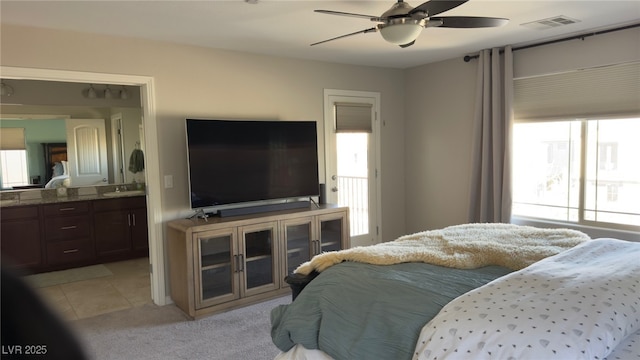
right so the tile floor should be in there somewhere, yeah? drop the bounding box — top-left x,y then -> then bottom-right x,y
32,257 -> 152,321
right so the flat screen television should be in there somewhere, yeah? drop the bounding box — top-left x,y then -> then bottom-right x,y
186,119 -> 320,211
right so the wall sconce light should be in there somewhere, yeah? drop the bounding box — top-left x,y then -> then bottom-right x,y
86,84 -> 97,99
1,82 -> 15,97
120,86 -> 129,100
84,84 -> 130,100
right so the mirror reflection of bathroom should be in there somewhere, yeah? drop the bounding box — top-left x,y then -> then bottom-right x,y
111,112 -> 146,189
0,79 -> 143,191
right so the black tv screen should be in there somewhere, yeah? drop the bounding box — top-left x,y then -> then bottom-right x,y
186,119 -> 320,209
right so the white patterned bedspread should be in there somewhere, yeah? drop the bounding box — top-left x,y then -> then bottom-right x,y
413,238 -> 640,360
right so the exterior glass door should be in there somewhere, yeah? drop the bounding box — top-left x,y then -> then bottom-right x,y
324,90 -> 381,247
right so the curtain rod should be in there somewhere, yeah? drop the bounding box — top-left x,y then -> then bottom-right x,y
463,22 -> 640,62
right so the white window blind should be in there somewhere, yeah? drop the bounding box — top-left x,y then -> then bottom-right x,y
0,127 -> 26,150
335,102 -> 373,133
514,62 -> 640,121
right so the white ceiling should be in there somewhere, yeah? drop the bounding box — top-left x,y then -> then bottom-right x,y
1,0 -> 639,69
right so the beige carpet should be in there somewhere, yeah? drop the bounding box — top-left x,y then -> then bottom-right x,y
71,296 -> 290,360
24,264 -> 113,288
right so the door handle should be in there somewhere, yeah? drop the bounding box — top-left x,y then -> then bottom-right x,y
331,187 -> 338,192
238,254 -> 244,272
313,240 -> 321,254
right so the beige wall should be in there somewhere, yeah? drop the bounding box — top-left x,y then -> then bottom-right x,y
403,26 -> 640,233
404,59 -> 477,231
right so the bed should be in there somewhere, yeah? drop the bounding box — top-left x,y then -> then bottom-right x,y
44,160 -> 70,189
271,223 -> 640,360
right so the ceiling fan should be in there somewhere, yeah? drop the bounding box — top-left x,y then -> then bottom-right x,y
311,0 -> 508,48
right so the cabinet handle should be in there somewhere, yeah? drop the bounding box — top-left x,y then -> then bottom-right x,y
61,225 -> 77,230
233,255 -> 239,273
238,254 -> 244,272
132,213 -> 136,227
128,214 -> 132,227
63,249 -> 79,254
59,207 -> 75,211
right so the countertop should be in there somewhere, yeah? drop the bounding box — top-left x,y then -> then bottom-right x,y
0,186 -> 146,208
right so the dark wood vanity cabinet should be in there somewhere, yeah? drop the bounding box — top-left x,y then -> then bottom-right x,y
0,195 -> 148,273
43,201 -> 95,267
0,205 -> 43,271
93,196 -> 148,262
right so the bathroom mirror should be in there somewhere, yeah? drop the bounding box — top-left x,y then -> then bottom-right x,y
0,79 -> 142,191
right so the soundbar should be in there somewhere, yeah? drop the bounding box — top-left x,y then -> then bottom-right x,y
217,201 -> 311,218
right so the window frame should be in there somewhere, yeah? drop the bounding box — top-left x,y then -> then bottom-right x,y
511,117 -> 640,234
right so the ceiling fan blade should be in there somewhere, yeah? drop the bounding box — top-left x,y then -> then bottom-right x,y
409,0 -> 469,17
430,16 -> 509,28
314,9 -> 377,20
310,27 -> 378,46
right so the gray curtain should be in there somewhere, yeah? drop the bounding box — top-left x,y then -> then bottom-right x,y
468,46 -> 513,223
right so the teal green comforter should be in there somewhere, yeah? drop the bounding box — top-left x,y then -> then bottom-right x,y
271,261 -> 512,360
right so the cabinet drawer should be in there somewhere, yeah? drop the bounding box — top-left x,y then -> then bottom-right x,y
93,197 -> 145,212
1,205 -> 39,220
43,202 -> 90,216
45,215 -> 91,241
46,239 -> 94,265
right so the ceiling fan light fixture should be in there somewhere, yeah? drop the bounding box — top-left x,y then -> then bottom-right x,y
379,22 -> 424,45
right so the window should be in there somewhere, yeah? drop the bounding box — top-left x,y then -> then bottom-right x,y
512,118 -> 640,231
0,150 -> 29,188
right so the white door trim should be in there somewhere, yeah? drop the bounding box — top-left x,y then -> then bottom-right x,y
0,66 -> 167,305
323,88 -> 382,245
110,113 -> 126,184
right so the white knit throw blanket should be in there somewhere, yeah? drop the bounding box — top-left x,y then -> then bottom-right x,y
294,223 -> 590,275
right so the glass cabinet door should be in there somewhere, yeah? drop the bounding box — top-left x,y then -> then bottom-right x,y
194,229 -> 238,309
282,217 -> 314,280
319,213 -> 347,253
240,221 -> 279,297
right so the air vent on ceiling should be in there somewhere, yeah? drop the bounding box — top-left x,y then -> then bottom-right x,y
521,16 -> 581,30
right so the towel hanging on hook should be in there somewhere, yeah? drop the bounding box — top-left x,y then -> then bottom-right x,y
129,147 -> 144,173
